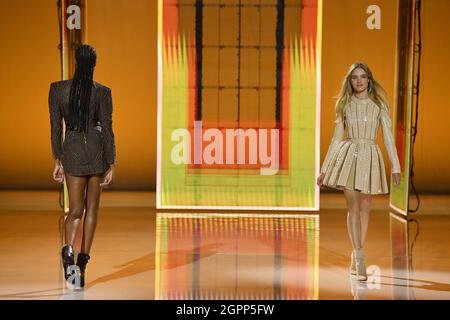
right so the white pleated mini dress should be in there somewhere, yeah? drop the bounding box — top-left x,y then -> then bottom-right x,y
320,95 -> 401,195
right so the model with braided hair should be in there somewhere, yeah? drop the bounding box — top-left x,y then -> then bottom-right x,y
48,44 -> 116,288
317,62 -> 401,281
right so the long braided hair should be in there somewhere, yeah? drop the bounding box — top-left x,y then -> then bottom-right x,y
68,44 -> 97,135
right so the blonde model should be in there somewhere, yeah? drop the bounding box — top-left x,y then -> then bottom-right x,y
317,62 -> 401,281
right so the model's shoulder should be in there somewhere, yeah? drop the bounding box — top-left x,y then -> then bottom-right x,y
50,79 -> 71,87
93,81 -> 111,92
51,79 -> 71,85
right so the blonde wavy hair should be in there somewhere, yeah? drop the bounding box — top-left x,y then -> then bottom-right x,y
335,62 -> 390,118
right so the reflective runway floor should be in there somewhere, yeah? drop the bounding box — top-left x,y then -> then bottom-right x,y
0,191 -> 449,300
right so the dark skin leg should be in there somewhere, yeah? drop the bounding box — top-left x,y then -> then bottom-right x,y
64,174 -> 87,247
81,173 -> 103,254
64,173 -> 103,255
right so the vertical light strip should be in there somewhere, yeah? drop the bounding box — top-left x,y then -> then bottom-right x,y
315,0 -> 323,212
390,0 -> 403,214
156,0 -> 163,208
390,0 -> 414,215
405,0 -> 414,214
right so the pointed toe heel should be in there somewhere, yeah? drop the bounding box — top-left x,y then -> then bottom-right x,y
354,248 -> 368,282
350,251 -> 357,275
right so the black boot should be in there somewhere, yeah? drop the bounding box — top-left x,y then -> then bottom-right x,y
76,253 -> 90,288
61,244 -> 75,281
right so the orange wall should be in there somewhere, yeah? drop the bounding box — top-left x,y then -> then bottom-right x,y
0,0 -> 60,189
0,0 -> 449,193
86,0 -> 157,190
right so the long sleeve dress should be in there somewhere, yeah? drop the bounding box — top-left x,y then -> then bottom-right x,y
48,79 -> 116,176
320,95 -> 401,195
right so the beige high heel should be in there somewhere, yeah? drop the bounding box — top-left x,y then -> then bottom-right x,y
353,248 -> 367,281
350,251 -> 356,275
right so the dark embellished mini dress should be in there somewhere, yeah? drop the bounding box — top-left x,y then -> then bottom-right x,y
48,79 -> 116,176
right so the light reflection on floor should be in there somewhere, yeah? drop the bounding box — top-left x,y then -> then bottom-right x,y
155,213 -> 319,300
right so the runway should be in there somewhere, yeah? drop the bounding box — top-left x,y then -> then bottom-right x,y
0,191 -> 449,300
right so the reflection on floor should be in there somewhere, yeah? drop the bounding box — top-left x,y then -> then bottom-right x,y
0,191 -> 449,300
156,213 -> 319,299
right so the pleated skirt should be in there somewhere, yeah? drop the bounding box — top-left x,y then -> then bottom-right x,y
322,140 -> 389,195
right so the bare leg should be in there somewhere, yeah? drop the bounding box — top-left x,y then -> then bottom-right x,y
344,189 -> 362,250
359,193 -> 372,246
64,174 -> 88,245
80,173 -> 103,255
344,190 -> 368,280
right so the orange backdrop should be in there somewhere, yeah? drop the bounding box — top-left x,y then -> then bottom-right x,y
0,0 -> 448,193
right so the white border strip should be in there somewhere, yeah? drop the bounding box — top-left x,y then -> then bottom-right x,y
156,0 -> 163,208
158,204 -> 318,211
315,0 -> 323,212
157,212 -> 319,219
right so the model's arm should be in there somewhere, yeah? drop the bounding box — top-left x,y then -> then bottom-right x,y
99,87 -> 116,167
320,113 -> 345,174
48,82 -> 63,161
380,108 -> 401,174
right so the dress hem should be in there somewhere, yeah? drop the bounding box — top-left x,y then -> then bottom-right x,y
324,183 -> 389,195
64,169 -> 108,177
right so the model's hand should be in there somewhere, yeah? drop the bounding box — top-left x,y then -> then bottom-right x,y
316,173 -> 325,188
53,162 -> 65,184
392,172 -> 401,186
100,165 -> 115,188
